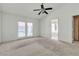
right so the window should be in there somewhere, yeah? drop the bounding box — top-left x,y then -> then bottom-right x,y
18,21 -> 25,37
27,22 -> 33,37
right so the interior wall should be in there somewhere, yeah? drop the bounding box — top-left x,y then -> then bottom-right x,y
1,4 -> 79,43
0,12 -> 2,42
40,4 -> 79,43
1,12 -> 39,42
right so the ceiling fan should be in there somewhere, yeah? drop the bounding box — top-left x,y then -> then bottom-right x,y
33,3 -> 52,15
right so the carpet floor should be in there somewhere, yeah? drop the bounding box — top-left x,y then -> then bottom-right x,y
0,37 -> 79,56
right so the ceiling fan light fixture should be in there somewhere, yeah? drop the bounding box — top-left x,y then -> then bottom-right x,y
33,3 -> 52,15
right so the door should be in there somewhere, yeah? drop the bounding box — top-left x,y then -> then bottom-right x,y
74,16 -> 79,41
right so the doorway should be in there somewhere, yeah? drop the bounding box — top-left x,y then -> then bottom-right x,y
73,16 -> 79,41
51,19 -> 58,40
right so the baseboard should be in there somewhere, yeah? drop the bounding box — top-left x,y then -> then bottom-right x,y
39,36 -> 73,44
59,40 -> 73,44
0,36 -> 41,44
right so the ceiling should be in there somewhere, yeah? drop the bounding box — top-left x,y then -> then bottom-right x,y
0,3 -> 65,19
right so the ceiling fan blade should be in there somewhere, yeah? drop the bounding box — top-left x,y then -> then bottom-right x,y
45,8 -> 52,10
44,11 -> 48,14
33,9 -> 41,11
41,4 -> 44,9
38,11 -> 42,15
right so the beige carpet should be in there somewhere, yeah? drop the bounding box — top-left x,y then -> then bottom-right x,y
0,37 -> 79,56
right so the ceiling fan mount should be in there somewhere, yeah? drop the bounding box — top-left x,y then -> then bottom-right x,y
33,3 -> 52,15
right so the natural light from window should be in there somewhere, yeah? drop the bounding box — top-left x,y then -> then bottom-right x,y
27,22 -> 33,37
18,21 -> 25,37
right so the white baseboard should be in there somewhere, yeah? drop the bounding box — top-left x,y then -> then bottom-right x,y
0,36 -> 40,44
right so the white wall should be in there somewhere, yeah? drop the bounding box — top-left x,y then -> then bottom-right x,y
1,12 -> 39,42
40,4 -> 79,43
0,12 -> 2,42
1,4 -> 79,43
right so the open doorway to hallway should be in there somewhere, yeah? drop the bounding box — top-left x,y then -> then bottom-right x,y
51,19 -> 58,40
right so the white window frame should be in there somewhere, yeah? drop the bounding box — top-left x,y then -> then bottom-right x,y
27,22 -> 33,37
18,21 -> 26,38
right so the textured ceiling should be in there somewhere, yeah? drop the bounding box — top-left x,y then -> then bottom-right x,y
0,3 -> 65,19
